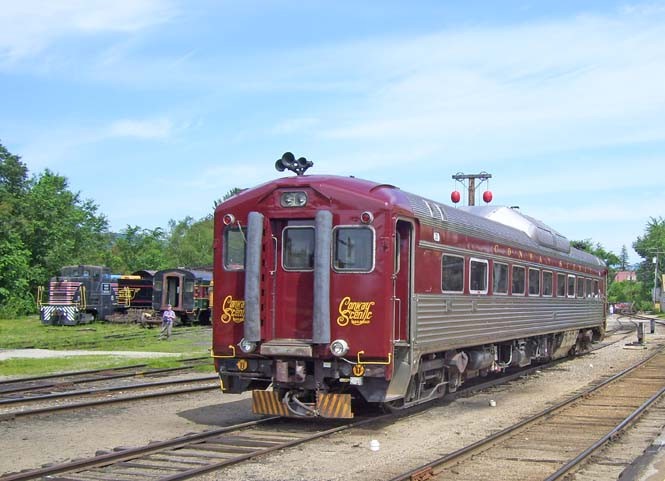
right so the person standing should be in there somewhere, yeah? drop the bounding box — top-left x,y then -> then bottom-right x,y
159,304 -> 176,340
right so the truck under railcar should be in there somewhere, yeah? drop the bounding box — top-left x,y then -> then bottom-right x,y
211,155 -> 607,418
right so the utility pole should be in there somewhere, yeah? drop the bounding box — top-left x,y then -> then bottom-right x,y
452,172 -> 492,206
649,249 -> 664,310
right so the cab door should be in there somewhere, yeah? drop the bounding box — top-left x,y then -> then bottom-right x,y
393,220 -> 413,343
269,219 -> 316,340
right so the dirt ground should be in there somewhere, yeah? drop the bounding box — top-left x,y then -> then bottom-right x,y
1,316 -> 663,481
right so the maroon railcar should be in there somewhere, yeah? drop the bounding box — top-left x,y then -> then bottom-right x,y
212,156 -> 607,418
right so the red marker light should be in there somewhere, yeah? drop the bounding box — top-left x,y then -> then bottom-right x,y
483,191 -> 493,203
451,191 -> 461,204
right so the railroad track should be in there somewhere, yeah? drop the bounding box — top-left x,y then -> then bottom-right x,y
389,346 -> 665,481
0,356 -> 209,395
0,359 -> 216,419
0,416 -> 387,481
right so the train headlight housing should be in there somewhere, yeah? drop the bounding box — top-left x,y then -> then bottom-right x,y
238,338 -> 257,354
330,339 -> 349,357
280,191 -> 307,207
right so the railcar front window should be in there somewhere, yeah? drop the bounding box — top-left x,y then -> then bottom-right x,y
568,275 -> 576,298
543,271 -> 553,296
283,227 -> 315,271
557,273 -> 566,297
493,262 -> 508,294
529,268 -> 540,295
224,227 -> 246,271
512,266 -> 525,295
333,227 -> 374,272
442,255 -> 464,292
470,259 -> 488,294
185,281 -> 194,293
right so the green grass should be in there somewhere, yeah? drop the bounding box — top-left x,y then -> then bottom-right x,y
0,316 -> 213,377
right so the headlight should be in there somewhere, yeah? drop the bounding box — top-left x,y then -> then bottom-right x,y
330,339 -> 349,357
280,191 -> 307,207
238,338 -> 257,354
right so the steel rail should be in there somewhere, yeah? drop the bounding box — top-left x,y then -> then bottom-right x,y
0,374 -> 218,405
0,384 -> 218,420
0,364 -> 213,396
388,346 -> 665,481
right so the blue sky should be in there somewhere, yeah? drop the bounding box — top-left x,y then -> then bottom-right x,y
1,1 -> 663,264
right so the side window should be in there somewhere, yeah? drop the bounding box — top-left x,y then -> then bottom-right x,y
224,227 -> 246,271
333,227 -> 374,272
528,268 -> 540,296
283,227 -> 315,271
567,275 -> 576,298
577,277 -> 585,298
512,266 -> 525,295
442,255 -> 464,293
593,280 -> 600,297
469,259 -> 488,294
493,262 -> 508,294
585,279 -> 593,297
557,273 -> 566,297
542,271 -> 553,296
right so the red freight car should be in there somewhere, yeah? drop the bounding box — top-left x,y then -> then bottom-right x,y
212,154 -> 607,418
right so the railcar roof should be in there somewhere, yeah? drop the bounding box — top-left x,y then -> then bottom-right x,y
222,173 -> 605,269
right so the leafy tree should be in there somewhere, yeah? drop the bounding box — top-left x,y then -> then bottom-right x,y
107,226 -> 169,273
0,144 -> 34,316
166,216 -> 213,268
633,217 -> 665,308
213,187 -> 245,208
21,170 -> 109,286
571,239 -> 621,284
607,280 -> 650,311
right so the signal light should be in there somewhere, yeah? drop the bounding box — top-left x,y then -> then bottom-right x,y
451,191 -> 461,204
360,211 -> 374,224
222,214 -> 235,225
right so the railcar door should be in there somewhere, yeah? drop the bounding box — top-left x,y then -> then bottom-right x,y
394,220 -> 413,343
269,219 -> 315,340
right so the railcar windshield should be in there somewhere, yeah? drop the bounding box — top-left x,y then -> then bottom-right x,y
224,227 -> 246,271
333,227 -> 374,272
283,227 -> 315,271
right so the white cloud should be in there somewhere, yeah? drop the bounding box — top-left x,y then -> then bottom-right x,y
0,0 -> 176,62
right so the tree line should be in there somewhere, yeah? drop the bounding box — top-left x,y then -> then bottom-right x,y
0,141 -> 239,317
1,141 -> 663,317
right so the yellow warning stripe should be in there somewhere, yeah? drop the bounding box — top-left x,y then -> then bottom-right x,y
317,393 -> 353,419
252,390 -> 289,416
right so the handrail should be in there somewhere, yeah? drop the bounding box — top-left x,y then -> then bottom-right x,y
356,350 -> 392,365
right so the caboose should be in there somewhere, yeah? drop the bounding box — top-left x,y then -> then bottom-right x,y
39,265 -> 118,325
152,268 -> 212,323
212,154 -> 607,418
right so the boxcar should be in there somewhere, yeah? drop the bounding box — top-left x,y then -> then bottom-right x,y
211,164 -> 606,418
